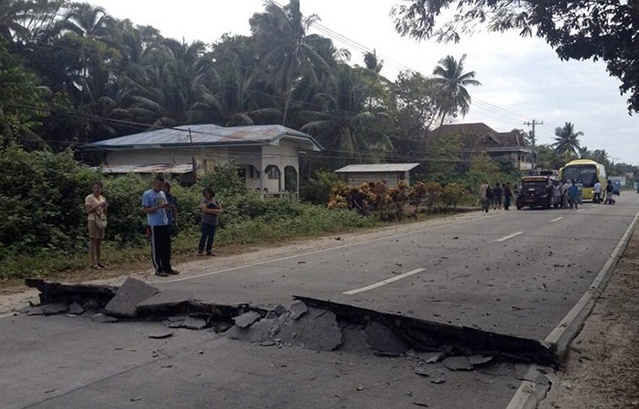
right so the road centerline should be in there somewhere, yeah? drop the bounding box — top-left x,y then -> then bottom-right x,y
550,217 -> 564,223
343,268 -> 426,295
494,231 -> 524,242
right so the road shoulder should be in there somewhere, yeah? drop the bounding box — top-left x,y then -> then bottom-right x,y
539,229 -> 639,408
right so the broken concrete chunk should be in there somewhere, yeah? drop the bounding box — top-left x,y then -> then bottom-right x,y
443,356 -> 473,371
339,324 -> 368,353
104,277 -> 158,318
25,279 -> 117,307
211,321 -> 233,333
430,378 -> 446,384
91,313 -> 118,323
135,290 -> 194,315
289,300 -> 308,320
468,355 -> 493,367
68,301 -> 85,315
146,329 -> 174,339
181,316 -> 208,330
365,321 -> 408,356
273,304 -> 288,317
233,311 -> 262,328
43,303 -> 69,315
277,309 -> 342,351
414,367 -> 430,377
421,352 -> 446,364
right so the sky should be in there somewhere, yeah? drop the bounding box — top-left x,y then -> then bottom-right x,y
90,0 -> 639,165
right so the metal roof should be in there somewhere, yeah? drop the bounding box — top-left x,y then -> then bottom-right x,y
95,163 -> 194,174
85,124 -> 322,151
335,163 -> 421,173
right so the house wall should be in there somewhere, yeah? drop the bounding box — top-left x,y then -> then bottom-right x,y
262,142 -> 299,194
105,143 -> 302,195
343,172 -> 405,188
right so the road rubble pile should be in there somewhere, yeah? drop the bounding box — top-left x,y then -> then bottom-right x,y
23,277 -> 557,366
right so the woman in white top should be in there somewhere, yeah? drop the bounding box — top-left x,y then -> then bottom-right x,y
85,181 -> 108,269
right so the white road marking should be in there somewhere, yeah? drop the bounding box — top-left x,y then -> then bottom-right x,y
342,268 -> 426,295
0,312 -> 16,319
550,217 -> 563,223
494,231 -> 524,242
160,214 -> 498,284
577,209 -> 585,213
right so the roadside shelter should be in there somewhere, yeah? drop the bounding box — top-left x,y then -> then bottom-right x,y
335,163 -> 421,187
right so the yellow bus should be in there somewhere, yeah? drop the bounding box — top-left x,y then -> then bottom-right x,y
559,159 -> 607,201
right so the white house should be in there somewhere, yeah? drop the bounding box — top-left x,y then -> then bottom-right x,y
85,124 -> 322,196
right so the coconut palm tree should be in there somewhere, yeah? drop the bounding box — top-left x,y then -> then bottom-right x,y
117,39 -> 215,127
301,64 -> 392,164
250,0 -> 332,125
363,49 -> 384,74
431,54 -> 481,128
59,3 -> 115,38
553,122 -> 583,158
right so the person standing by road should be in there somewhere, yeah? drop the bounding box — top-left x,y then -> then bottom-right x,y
568,179 -> 579,209
142,175 -> 179,277
492,183 -> 502,210
593,180 -> 602,204
503,182 -> 513,210
85,181 -> 108,269
552,181 -> 562,208
197,188 -> 223,256
478,181 -> 491,213
163,181 -> 179,237
605,180 -> 616,205
561,180 -> 570,208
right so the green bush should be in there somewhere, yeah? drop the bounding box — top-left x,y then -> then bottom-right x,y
0,146 -> 95,256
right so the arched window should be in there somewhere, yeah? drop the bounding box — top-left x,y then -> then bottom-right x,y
265,165 -> 281,180
284,166 -> 298,192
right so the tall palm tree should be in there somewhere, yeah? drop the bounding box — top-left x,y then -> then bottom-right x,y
0,0 -> 62,45
250,0 -> 331,125
553,122 -> 583,158
301,64 -> 391,164
59,3 -> 115,38
363,49 -> 383,74
117,39 -> 215,127
431,54 -> 481,128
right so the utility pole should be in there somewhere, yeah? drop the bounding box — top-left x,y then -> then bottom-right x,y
523,119 -> 543,146
524,119 -> 543,171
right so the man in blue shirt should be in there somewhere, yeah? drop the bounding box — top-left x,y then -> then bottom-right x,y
142,175 -> 179,277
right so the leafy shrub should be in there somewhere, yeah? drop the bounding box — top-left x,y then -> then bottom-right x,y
0,146 -> 94,255
301,171 -> 348,205
196,163 -> 247,197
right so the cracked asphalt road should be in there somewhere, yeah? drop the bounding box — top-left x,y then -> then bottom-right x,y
2,195 -> 637,409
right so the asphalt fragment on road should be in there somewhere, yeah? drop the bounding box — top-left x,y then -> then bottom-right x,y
23,278 -> 558,366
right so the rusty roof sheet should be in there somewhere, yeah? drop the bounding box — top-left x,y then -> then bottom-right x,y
85,124 -> 322,151
96,163 -> 194,174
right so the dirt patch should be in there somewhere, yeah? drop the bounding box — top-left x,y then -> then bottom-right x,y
539,229 -> 639,408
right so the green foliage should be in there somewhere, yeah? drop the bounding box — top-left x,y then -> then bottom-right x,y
100,173 -> 149,245
196,163 -> 248,197
300,171 -> 348,205
0,146 -> 95,256
441,182 -> 465,210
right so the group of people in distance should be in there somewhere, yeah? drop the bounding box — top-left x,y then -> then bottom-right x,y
478,181 -> 514,213
550,179 -> 582,209
593,179 -> 617,205
84,175 -> 223,276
